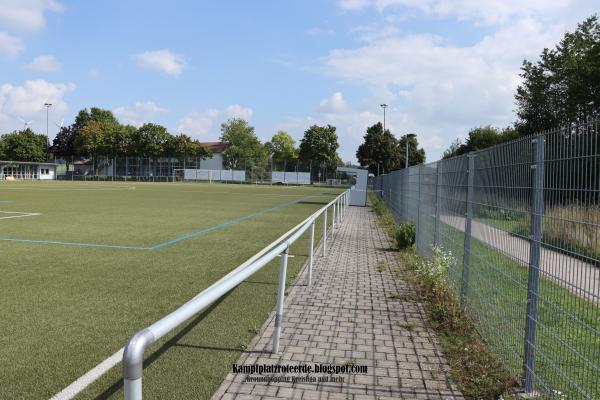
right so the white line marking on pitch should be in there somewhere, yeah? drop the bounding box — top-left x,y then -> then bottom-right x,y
49,347 -> 124,400
0,211 -> 41,220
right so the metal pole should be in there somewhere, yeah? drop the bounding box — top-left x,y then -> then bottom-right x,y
332,201 -> 336,234
322,209 -> 327,257
44,103 -> 52,156
273,247 -> 289,353
434,162 -> 441,246
523,135 -> 545,394
461,154 -> 475,307
124,376 -> 142,400
405,136 -> 409,169
416,166 -> 421,250
307,222 -> 315,286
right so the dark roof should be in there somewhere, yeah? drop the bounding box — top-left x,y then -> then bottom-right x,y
199,141 -> 229,153
0,160 -> 57,166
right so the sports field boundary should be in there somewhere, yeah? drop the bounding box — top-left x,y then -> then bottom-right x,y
0,210 -> 41,220
48,191 -> 340,400
0,192 -> 328,251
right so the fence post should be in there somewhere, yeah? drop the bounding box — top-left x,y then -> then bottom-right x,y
273,246 -> 289,353
332,201 -> 336,234
307,221 -> 315,286
522,134 -> 545,394
434,163 -> 441,246
322,209 -> 328,257
416,167 -> 421,250
461,154 -> 475,307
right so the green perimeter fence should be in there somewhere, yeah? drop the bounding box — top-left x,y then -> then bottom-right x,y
373,119 -> 599,399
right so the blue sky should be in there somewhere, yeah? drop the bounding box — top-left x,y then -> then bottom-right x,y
0,1 -> 596,162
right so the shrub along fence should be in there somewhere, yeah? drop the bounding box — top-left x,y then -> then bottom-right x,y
373,119 -> 599,399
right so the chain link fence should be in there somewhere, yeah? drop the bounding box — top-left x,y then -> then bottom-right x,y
373,119 -> 599,399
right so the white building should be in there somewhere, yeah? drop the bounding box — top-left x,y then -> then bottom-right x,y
0,160 -> 57,180
198,142 -> 228,169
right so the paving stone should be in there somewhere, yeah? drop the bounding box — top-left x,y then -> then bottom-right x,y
212,206 -> 463,399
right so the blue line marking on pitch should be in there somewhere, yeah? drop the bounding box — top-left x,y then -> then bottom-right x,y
0,237 -> 150,250
0,193 -> 325,251
149,194 -> 319,250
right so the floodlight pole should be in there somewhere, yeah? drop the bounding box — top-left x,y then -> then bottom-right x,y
44,103 -> 52,155
405,133 -> 416,169
379,104 -> 388,176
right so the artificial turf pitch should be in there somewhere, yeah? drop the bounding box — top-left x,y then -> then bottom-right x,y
0,181 -> 342,399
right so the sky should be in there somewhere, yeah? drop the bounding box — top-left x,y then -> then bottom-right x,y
0,0 -> 597,162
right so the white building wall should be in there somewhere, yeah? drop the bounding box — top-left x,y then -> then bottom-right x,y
199,154 -> 225,170
38,165 -> 56,180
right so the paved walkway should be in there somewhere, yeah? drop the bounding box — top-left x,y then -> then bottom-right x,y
441,215 -> 599,302
213,206 -> 463,399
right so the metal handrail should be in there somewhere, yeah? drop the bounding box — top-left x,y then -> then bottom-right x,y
122,190 -> 350,399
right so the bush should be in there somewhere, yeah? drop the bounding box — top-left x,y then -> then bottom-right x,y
416,246 -> 456,293
372,198 -> 386,216
395,223 -> 416,249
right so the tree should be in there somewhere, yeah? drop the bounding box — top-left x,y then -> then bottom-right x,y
72,107 -> 122,160
73,121 -> 105,160
51,125 -> 76,170
0,138 -> 5,159
165,134 -> 212,159
398,134 -> 425,168
356,122 -> 400,175
441,126 -> 518,159
2,128 -> 47,162
442,138 -> 463,159
220,118 -> 266,169
103,124 -> 136,157
130,123 -> 170,157
515,15 -> 600,135
265,130 -> 298,162
298,124 -> 339,167
73,107 -> 120,134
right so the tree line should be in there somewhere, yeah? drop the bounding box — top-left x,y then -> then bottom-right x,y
219,119 -> 341,170
0,106 -> 343,171
356,122 -> 426,175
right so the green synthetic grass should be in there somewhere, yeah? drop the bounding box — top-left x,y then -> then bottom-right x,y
0,181 -> 341,399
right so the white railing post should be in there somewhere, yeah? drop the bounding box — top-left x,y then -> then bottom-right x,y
332,202 -> 336,234
322,209 -> 328,257
273,246 -> 289,353
307,221 -> 315,286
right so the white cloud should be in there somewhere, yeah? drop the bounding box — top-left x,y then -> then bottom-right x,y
132,49 -> 187,77
0,0 -> 64,33
0,32 -> 23,58
338,0 -> 595,26
113,101 -> 168,127
337,0 -> 371,11
24,54 -> 61,72
319,16 -> 579,160
177,104 -> 253,140
319,92 -> 349,113
0,79 -> 75,134
88,68 -> 99,77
